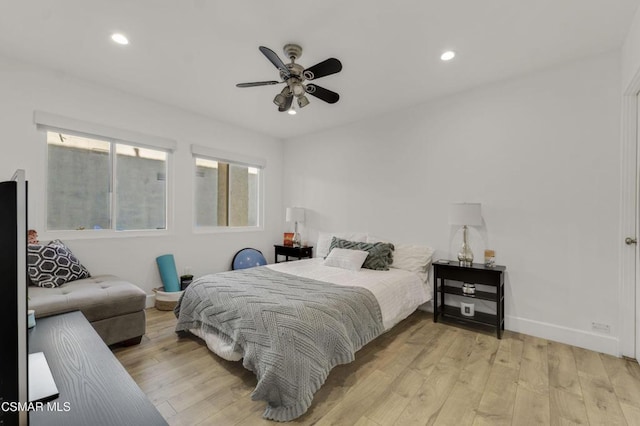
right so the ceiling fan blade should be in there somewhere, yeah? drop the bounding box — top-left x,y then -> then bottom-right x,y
306,84 -> 340,104
236,81 -> 281,88
303,58 -> 342,80
278,95 -> 293,112
259,46 -> 291,78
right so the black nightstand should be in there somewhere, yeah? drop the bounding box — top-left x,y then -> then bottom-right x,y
274,245 -> 313,263
433,260 -> 506,338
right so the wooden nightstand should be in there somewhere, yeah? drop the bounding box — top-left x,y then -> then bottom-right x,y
433,260 -> 506,339
274,245 -> 313,263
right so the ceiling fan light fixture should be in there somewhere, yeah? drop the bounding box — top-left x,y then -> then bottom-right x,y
297,95 -> 310,108
292,83 -> 305,96
273,94 -> 286,108
287,105 -> 297,115
440,50 -> 456,61
274,86 -> 292,108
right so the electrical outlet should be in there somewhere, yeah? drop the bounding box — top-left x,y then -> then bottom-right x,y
591,322 -> 610,334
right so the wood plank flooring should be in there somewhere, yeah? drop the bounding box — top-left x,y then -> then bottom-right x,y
113,308 -> 640,425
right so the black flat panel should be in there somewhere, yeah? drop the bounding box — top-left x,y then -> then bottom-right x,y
274,245 -> 313,257
0,181 -> 18,426
274,245 -> 313,263
440,305 -> 497,326
440,285 -> 497,301
433,263 -> 504,286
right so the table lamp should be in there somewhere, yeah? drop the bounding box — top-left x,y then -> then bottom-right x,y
285,207 -> 305,247
449,203 -> 482,266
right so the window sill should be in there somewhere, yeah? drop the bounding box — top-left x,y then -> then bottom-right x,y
193,226 -> 264,234
40,229 -> 171,241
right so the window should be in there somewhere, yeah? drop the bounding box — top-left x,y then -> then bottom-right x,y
46,131 -> 169,232
193,148 -> 263,229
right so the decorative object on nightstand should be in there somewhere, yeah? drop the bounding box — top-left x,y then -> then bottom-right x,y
449,202 -> 482,267
283,232 -> 295,246
286,207 -> 305,247
484,249 -> 496,267
274,245 -> 313,263
433,261 -> 506,338
460,302 -> 475,317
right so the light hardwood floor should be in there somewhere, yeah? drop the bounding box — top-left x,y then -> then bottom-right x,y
113,308 -> 640,425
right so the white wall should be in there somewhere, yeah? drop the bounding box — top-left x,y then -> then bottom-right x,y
283,52 -> 621,355
0,54 -> 284,298
622,6 -> 640,91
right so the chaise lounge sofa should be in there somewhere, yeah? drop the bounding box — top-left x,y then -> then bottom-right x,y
28,274 -> 147,346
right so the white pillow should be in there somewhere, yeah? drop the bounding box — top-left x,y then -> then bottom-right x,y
315,232 -> 368,258
390,244 -> 435,282
323,248 -> 369,271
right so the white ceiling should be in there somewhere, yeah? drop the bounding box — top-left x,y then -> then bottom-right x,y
0,0 -> 638,139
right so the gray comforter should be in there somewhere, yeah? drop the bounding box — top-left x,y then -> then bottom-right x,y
174,266 -> 384,422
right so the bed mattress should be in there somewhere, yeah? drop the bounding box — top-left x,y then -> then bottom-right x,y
268,258 -> 430,330
189,258 -> 430,362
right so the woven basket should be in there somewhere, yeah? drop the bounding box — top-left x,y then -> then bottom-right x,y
153,287 -> 183,311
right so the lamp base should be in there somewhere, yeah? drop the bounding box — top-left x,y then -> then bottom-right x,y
457,248 -> 473,267
292,232 -> 301,248
457,225 -> 474,267
292,221 -> 301,247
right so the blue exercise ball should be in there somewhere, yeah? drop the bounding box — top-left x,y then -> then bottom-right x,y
232,248 -> 267,270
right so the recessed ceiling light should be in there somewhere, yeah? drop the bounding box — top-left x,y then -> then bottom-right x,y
440,51 -> 456,61
111,33 -> 129,45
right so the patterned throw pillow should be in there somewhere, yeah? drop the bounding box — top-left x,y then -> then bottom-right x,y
329,237 -> 394,271
28,239 -> 91,288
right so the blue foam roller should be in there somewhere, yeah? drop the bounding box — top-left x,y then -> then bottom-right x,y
156,254 -> 180,292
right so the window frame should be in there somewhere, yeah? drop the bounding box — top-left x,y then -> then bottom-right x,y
191,144 -> 265,234
35,112 -> 175,240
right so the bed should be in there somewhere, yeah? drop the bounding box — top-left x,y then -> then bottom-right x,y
174,240 -> 433,422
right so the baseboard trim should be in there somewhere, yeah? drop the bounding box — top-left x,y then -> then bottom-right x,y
145,294 -> 156,309
421,301 -> 619,356
506,315 -> 619,356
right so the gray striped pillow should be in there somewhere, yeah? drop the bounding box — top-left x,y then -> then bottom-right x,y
329,237 -> 394,271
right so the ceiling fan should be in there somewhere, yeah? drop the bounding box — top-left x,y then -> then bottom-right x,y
236,44 -> 342,114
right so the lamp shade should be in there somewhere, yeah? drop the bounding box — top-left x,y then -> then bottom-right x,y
449,203 -> 482,226
285,207 -> 305,223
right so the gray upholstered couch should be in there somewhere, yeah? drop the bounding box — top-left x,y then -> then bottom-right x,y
28,275 -> 147,346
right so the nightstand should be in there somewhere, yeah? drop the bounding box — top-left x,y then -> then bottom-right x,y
274,245 -> 313,263
433,260 -> 506,338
